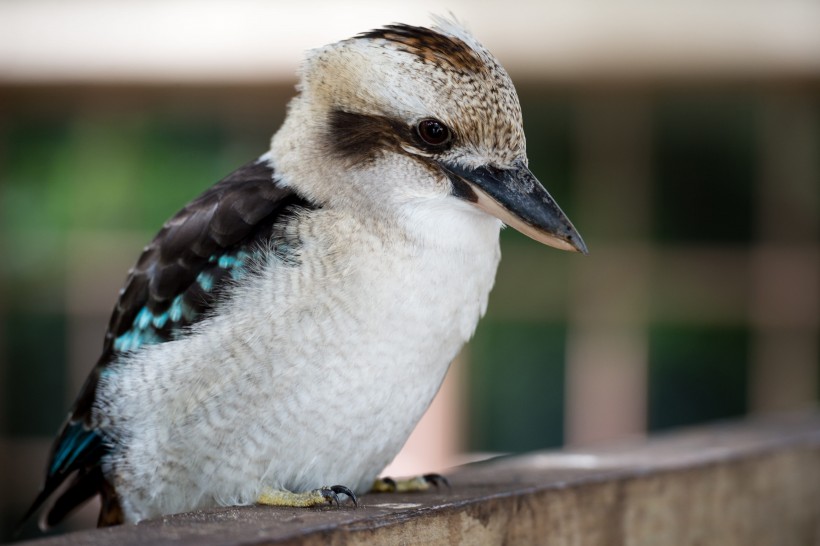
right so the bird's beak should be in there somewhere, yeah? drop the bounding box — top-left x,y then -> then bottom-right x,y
441,160 -> 588,254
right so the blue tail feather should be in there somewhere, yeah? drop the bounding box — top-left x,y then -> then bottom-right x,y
50,424 -> 103,476
18,421 -> 106,532
49,422 -> 104,478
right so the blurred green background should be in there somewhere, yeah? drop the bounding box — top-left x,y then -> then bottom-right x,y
1,4 -> 820,541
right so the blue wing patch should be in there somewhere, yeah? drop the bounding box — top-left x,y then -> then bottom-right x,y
112,249 -> 257,353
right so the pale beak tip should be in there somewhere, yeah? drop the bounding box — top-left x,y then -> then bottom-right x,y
571,235 -> 589,256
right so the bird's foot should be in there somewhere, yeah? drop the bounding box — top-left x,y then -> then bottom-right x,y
257,485 -> 358,508
371,473 -> 450,493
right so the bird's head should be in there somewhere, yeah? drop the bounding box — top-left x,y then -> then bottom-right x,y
272,17 -> 587,254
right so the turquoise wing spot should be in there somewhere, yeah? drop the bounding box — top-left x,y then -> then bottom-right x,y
217,250 -> 253,277
197,271 -> 214,292
229,250 -> 254,280
218,255 -> 238,268
113,328 -> 163,352
168,294 -> 185,322
134,307 -> 153,329
208,250 -> 256,280
113,248 -> 262,354
152,310 -> 170,329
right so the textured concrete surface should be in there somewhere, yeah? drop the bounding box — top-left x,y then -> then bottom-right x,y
17,412 -> 820,545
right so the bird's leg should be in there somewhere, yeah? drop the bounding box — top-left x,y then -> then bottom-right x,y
371,473 -> 449,493
257,485 -> 358,508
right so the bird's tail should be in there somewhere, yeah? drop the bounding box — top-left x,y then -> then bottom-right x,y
16,420 -> 113,534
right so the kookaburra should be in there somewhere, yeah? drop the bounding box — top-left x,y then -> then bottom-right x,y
22,17 -> 586,529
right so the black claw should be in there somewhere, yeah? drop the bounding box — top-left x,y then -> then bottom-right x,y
329,485 -> 358,508
380,477 -> 397,492
320,487 -> 340,506
423,473 -> 450,489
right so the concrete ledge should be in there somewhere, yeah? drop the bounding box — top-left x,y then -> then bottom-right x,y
19,412 -> 820,545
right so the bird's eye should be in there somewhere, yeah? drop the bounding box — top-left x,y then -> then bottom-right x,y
416,119 -> 452,148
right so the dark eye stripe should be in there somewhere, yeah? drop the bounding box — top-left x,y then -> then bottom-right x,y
327,109 -> 455,163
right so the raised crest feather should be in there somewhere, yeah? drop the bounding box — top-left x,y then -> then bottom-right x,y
357,23 -> 489,75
